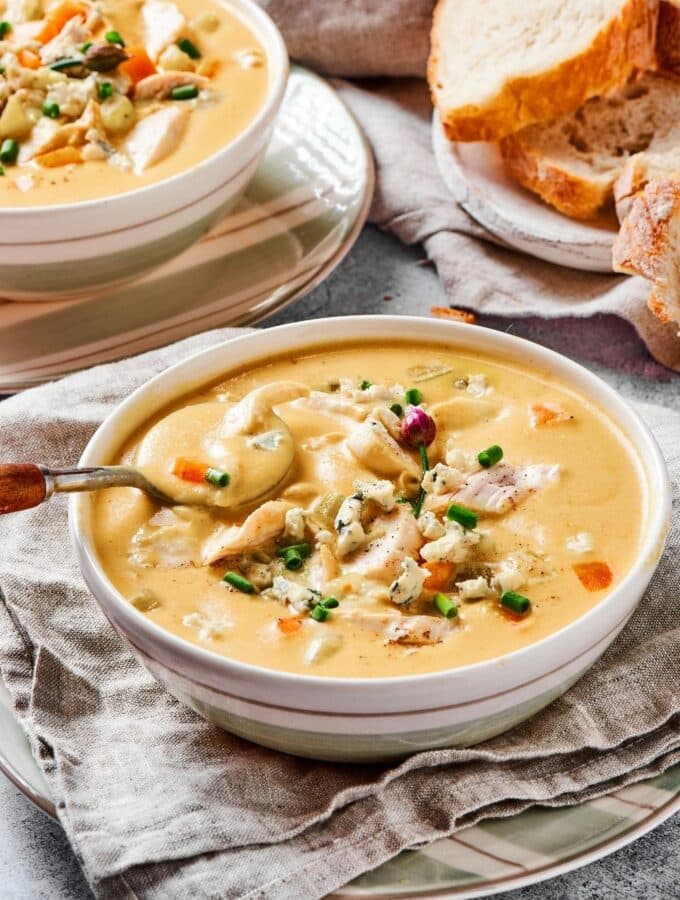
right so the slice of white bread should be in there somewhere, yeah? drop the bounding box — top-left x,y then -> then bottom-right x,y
499,75 -> 680,220
613,176 -> 680,323
428,0 -> 658,142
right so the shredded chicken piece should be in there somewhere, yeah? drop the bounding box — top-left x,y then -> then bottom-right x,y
134,70 -> 210,100
142,0 -> 186,61
201,500 -> 291,563
124,105 -> 189,174
349,507 -> 423,582
430,463 -> 561,516
347,416 -> 420,480
39,15 -> 88,64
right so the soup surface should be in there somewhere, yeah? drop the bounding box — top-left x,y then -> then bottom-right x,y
92,342 -> 646,678
0,0 -> 268,205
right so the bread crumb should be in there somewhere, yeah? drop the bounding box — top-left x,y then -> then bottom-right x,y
430,306 -> 476,323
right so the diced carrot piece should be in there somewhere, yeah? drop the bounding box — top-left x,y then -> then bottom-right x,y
18,49 -> 41,69
119,47 -> 156,85
172,457 -> 207,484
530,403 -> 573,427
36,1 -> 88,43
573,561 -> 613,592
423,560 -> 456,591
277,617 -> 302,635
35,146 -> 83,167
430,306 -> 476,324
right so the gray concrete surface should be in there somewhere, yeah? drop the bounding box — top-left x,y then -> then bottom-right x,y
1,225 -> 677,899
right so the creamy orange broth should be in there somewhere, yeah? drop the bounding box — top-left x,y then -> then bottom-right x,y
0,0 -> 268,205
92,343 -> 645,678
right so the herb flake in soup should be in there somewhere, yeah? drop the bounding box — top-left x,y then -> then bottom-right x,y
92,343 -> 646,678
0,0 -> 268,205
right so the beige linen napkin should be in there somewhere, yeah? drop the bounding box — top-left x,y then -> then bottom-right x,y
261,2 -> 680,372
0,327 -> 678,900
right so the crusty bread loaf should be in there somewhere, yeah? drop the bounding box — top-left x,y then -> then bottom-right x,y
499,75 -> 680,220
428,0 -> 658,143
614,146 -> 680,220
613,177 -> 680,323
656,0 -> 680,74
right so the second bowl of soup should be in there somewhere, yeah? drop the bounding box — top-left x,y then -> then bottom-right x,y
0,0 -> 287,299
71,317 -> 671,761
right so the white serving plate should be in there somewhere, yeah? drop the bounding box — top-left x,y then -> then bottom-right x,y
432,113 -> 618,273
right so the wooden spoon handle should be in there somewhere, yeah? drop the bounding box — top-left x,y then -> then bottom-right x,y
0,464 -> 47,514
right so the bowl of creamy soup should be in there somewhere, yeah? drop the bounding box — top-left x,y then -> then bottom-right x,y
0,0 -> 287,299
71,316 -> 671,762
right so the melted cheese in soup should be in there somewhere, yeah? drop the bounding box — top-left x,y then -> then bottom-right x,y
91,343 -> 646,678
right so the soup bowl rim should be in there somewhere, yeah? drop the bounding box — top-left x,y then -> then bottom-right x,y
70,315 -> 672,705
0,0 -> 289,221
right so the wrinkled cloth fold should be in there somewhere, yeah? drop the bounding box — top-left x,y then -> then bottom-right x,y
0,327 -> 678,899
259,2 -> 680,371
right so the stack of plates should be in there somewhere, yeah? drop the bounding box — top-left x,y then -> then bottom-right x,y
0,67 -> 373,392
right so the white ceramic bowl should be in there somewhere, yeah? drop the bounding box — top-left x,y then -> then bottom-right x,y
0,0 -> 288,302
70,316 -> 671,762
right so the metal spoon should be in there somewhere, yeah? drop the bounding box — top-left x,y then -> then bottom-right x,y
0,464 -> 175,515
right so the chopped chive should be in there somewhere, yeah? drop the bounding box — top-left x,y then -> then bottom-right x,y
105,30 -> 125,46
413,442 -> 430,519
412,491 -> 426,517
80,41 -> 93,52
170,83 -> 199,100
177,37 -> 201,59
0,165 -> 5,176
434,592 -> 458,618
0,139 -> 18,164
49,57 -> 85,73
223,571 -> 256,593
390,402 -> 403,418
276,542 -> 311,558
281,548 -> 303,571
446,503 -> 478,530
501,591 -> 531,615
310,603 -> 330,622
321,597 -> 339,609
204,467 -> 230,487
0,21 -> 12,39
0,65 -> 5,74
478,444 -> 503,468
405,387 -> 422,406
360,379 -> 372,390
396,495 -> 411,504
97,81 -> 114,100
42,101 -> 60,119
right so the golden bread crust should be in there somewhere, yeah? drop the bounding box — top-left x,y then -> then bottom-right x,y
613,176 -> 680,323
499,134 -> 613,220
428,0 -> 658,142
